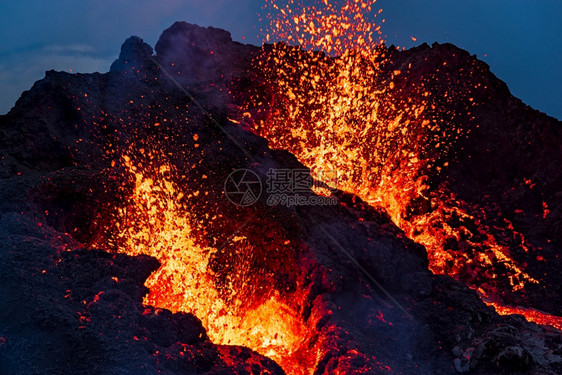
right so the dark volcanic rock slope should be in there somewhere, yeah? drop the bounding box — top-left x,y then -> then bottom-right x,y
381,42 -> 562,315
0,22 -> 561,374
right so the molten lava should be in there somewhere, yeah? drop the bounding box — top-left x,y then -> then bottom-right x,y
111,153 -> 319,374
483,301 -> 562,332
239,0 -> 560,330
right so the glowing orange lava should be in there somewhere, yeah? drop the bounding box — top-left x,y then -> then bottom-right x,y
483,300 -> 562,332
241,0 -> 560,330
112,153 -> 319,374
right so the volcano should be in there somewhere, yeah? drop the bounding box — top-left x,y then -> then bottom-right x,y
1,20 -> 562,375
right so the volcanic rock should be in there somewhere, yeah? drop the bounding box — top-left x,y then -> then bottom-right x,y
110,36 -> 154,73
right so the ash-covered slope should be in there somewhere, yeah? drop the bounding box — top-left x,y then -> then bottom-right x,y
0,22 -> 561,375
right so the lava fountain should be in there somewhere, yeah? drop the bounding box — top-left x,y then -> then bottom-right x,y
234,0 -> 561,330
107,150 -> 321,374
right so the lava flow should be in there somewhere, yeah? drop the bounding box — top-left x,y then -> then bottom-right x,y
107,150 -> 320,374
235,0 -> 561,330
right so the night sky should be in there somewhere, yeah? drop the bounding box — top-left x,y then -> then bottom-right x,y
1,0 -> 560,119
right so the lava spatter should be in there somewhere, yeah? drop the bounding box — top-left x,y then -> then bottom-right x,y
109,150 -> 320,375
240,0 -> 558,330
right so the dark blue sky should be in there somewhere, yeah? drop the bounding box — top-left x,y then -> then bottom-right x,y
1,0 -> 560,119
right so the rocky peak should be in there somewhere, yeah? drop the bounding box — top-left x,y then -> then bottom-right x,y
153,21 -> 257,88
110,36 -> 154,73
155,22 -> 234,57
